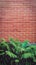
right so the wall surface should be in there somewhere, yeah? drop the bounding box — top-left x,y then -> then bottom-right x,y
0,0 -> 36,42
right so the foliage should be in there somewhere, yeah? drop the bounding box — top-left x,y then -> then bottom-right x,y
0,37 -> 36,65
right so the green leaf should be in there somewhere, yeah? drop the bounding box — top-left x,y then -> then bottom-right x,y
0,50 -> 5,55
9,37 -> 16,47
0,38 -> 10,51
21,40 -> 30,48
15,38 -> 21,46
15,59 -> 19,62
5,51 -> 17,58
31,45 -> 36,50
22,53 -> 34,59
25,47 -> 31,52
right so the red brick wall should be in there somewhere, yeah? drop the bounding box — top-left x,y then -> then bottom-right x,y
0,0 -> 36,42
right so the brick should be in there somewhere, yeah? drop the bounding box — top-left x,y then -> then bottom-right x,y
0,0 -> 36,43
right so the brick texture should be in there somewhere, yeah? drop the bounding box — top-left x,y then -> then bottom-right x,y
0,0 -> 36,42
